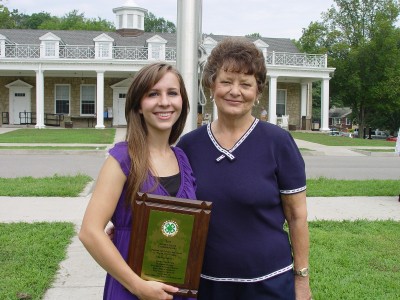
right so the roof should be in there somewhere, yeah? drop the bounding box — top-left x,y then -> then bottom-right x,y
329,107 -> 352,118
0,29 -> 177,47
202,34 -> 300,53
0,29 -> 299,52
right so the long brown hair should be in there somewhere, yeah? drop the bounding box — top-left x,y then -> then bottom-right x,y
124,62 -> 190,205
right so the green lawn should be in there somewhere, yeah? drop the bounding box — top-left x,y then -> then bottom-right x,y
0,222 -> 75,300
1,221 -> 399,300
291,131 -> 394,147
306,178 -> 399,196
0,174 -> 92,196
0,145 -> 106,150
0,128 -> 115,144
309,220 -> 400,299
1,176 -> 398,197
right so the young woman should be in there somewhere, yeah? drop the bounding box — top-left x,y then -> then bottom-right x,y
79,63 -> 196,300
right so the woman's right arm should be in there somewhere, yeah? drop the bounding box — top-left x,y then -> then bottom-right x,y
79,156 -> 178,299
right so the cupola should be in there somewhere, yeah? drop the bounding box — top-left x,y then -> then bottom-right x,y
113,0 -> 148,37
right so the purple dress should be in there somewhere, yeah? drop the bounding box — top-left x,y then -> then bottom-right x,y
103,142 -> 197,300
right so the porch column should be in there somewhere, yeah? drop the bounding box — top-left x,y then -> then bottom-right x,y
268,75 -> 278,124
35,65 -> 45,129
95,71 -> 105,129
212,101 -> 218,121
320,78 -> 330,132
301,83 -> 308,117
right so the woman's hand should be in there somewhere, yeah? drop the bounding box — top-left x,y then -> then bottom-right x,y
295,276 -> 312,300
135,279 -> 179,300
105,225 -> 115,240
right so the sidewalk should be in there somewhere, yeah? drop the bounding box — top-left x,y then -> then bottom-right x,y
1,127 -> 399,299
294,138 -> 397,157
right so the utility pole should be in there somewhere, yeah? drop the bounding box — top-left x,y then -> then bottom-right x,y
176,0 -> 202,134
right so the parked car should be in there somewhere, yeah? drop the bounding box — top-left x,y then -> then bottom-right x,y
328,129 -> 340,136
339,132 -> 353,138
386,136 -> 398,142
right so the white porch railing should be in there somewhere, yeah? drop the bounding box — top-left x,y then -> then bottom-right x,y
266,51 -> 327,68
113,46 -> 148,60
59,45 -> 95,59
1,44 -> 327,67
5,44 -> 40,58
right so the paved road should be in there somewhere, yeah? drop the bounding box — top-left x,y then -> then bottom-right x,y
304,156 -> 400,180
0,152 -> 106,179
1,147 -> 398,180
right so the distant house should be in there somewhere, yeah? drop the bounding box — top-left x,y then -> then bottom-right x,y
329,107 -> 353,130
0,0 -> 335,130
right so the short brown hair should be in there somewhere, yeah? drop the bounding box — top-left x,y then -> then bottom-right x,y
202,37 -> 267,94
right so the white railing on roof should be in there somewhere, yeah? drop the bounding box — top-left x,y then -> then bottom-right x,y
59,45 -> 95,59
113,46 -> 148,60
1,44 -> 327,67
5,44 -> 40,58
266,51 -> 327,68
165,47 -> 176,61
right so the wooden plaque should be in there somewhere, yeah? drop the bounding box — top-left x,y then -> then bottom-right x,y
128,193 -> 212,298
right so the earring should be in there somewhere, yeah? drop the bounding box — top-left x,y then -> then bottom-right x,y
254,99 -> 260,106
210,94 -> 214,102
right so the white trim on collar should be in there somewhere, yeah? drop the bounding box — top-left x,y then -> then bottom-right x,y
207,118 -> 259,162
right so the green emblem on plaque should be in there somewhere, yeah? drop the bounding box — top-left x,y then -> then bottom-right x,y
162,220 -> 179,237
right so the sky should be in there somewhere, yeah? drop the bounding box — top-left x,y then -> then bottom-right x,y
4,0 -> 336,40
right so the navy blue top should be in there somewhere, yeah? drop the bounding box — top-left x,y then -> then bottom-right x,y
177,119 -> 306,282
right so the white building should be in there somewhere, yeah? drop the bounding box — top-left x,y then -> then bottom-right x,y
0,1 -> 335,130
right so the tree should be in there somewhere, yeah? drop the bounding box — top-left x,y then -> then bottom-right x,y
22,12 -> 52,29
0,4 -> 174,33
39,10 -> 115,31
296,0 -> 400,135
0,7 -> 15,28
246,33 -> 261,38
144,12 -> 176,33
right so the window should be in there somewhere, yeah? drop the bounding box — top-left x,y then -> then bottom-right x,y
14,93 -> 26,97
127,14 -> 134,28
99,42 -> 110,58
119,93 -> 127,99
81,85 -> 96,115
151,45 -> 161,60
118,15 -> 123,29
55,85 -> 70,114
137,15 -> 142,28
345,118 -> 351,125
276,89 -> 286,117
44,42 -> 56,57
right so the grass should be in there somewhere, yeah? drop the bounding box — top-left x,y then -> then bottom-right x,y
0,145 -> 106,150
291,131 -> 395,147
0,222 -> 75,300
356,148 -> 395,152
0,128 -> 115,144
306,178 -> 400,197
1,221 -> 399,300
1,176 -> 397,197
0,174 -> 92,196
309,220 -> 400,299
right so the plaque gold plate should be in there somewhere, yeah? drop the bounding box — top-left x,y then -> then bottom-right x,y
128,193 -> 212,298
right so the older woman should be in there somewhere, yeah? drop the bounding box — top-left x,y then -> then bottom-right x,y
177,37 -> 312,299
